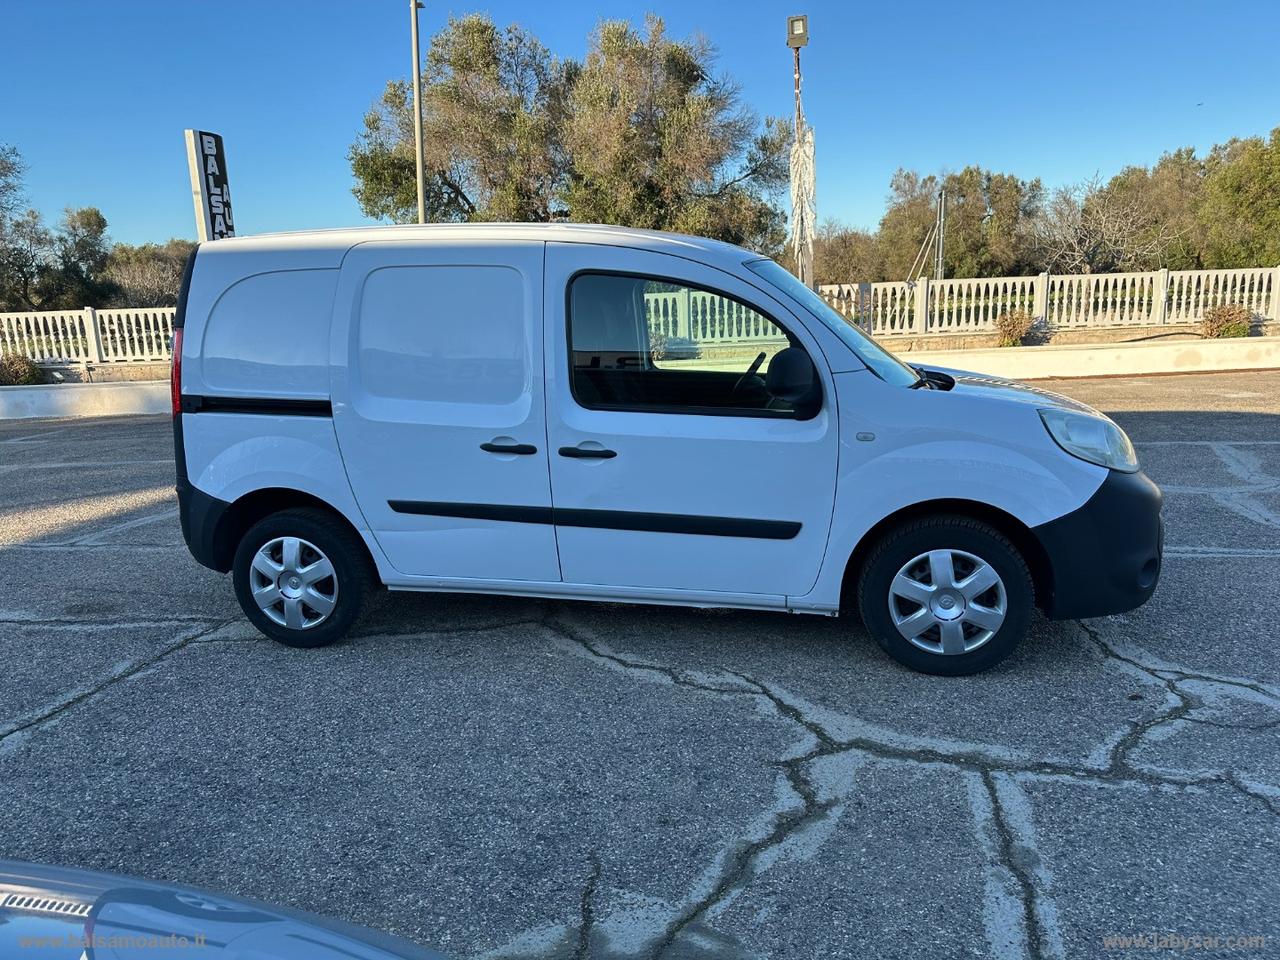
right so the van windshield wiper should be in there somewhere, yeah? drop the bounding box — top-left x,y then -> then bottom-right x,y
908,365 -> 933,389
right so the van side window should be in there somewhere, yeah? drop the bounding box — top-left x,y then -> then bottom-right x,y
567,273 -> 809,417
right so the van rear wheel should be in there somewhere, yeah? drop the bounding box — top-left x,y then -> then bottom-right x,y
857,516 -> 1033,676
232,508 -> 372,648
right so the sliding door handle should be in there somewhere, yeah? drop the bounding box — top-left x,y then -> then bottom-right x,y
480,441 -> 538,455
559,446 -> 617,460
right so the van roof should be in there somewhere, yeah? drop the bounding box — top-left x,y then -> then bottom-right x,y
203,223 -> 764,270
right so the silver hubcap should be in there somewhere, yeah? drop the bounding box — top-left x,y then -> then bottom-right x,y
249,536 -> 337,630
888,549 -> 1006,655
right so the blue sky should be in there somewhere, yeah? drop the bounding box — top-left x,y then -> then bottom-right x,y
4,0 -> 1278,245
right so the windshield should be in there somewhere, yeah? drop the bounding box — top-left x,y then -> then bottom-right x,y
744,258 -> 920,387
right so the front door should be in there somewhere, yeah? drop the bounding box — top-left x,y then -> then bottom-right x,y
331,239 -> 561,582
543,242 -> 838,598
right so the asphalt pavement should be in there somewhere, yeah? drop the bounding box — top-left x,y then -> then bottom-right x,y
0,370 -> 1276,959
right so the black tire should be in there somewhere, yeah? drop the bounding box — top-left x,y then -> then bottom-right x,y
232,508 -> 372,648
857,515 -> 1033,676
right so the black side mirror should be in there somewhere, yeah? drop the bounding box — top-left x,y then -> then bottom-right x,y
765,347 -> 820,417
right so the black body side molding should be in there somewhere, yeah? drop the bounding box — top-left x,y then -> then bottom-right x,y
387,501 -> 801,540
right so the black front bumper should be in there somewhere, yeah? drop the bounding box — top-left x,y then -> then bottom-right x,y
1032,469 -> 1163,620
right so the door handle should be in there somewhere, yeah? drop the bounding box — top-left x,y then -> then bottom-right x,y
480,441 -> 538,455
559,446 -> 617,459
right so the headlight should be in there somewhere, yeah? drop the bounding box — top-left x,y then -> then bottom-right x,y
1039,408 -> 1138,472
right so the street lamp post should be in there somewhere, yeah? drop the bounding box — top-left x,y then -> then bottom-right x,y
410,0 -> 426,225
786,15 -> 815,288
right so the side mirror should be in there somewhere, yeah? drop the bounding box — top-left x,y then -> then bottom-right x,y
765,347 -> 820,416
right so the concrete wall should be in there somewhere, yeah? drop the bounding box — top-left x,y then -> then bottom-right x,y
912,335 -> 1280,381
0,381 -> 169,420
35,361 -> 172,383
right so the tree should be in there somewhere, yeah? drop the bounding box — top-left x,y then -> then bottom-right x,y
48,207 -> 115,306
349,14 -> 790,253
1198,129 -> 1280,268
1034,176 -> 1184,274
104,238 -> 197,306
1101,148 -> 1205,270
872,167 -> 1042,280
810,219 -> 882,285
0,204 -> 120,311
0,208 -> 54,311
350,14 -> 571,223
562,16 -> 790,253
0,143 -> 22,227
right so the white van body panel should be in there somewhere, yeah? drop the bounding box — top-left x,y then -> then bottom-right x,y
794,370 -> 1109,610
328,239 -> 561,582
543,241 -> 840,597
179,237 -> 349,400
181,412 -> 397,579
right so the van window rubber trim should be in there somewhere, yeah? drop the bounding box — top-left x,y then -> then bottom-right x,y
387,500 -> 801,540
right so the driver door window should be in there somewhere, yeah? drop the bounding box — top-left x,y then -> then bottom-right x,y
568,273 -> 804,417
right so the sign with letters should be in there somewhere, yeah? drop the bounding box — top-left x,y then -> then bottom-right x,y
184,129 -> 235,241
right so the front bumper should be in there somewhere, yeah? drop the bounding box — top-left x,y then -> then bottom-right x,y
1032,469 -> 1163,620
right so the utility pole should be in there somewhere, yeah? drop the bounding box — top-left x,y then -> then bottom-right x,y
786,15 -> 814,288
410,0 -> 426,225
934,187 -> 946,281
792,48 -> 802,136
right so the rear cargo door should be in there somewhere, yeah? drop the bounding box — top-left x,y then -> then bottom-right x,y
330,239 -> 561,581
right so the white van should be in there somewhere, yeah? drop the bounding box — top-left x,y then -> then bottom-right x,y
172,224 -> 1161,675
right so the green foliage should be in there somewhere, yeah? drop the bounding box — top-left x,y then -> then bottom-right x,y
562,16 -> 788,252
349,14 -> 790,254
350,16 -> 573,224
0,352 -> 42,386
0,204 -> 116,311
875,167 -> 1043,281
1201,304 -> 1251,339
1199,130 -> 1280,268
994,310 -> 1033,347
806,219 -> 881,286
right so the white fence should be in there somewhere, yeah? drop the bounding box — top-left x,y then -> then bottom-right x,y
820,266 -> 1280,337
643,289 -> 781,343
3,264 -> 1277,367
0,307 -> 176,364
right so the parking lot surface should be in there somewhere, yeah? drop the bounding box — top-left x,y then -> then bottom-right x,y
1,370 -> 1277,960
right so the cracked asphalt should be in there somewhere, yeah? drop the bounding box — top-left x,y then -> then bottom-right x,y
0,370 -> 1277,960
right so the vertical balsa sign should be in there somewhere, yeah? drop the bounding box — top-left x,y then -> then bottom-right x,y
184,129 -> 235,241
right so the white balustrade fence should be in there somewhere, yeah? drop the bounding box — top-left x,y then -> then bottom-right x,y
2,265 -> 1277,368
820,265 -> 1280,338
0,307 -> 176,365
643,290 -> 781,343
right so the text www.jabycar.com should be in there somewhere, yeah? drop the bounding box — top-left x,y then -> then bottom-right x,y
1101,932 -> 1268,952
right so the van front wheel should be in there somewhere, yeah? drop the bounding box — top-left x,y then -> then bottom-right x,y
232,508 -> 372,648
857,517 -> 1033,676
